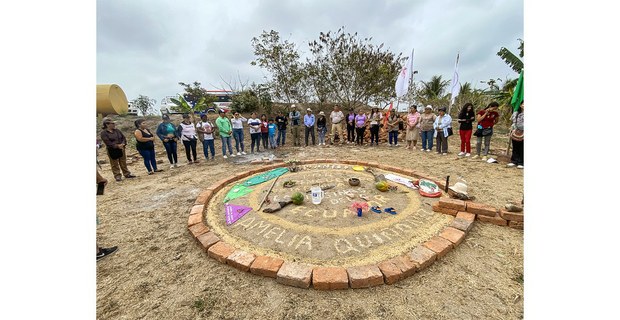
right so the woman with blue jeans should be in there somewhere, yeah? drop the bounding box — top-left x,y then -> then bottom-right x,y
197,113 -> 216,160
156,114 -> 179,168
230,112 -> 247,156
419,105 -> 436,152
134,119 -> 163,174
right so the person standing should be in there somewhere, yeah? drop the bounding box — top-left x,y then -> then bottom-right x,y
457,103 -> 476,157
346,108 -> 356,144
247,112 -> 262,153
196,113 -> 216,160
101,118 -> 136,181
317,111 -> 327,146
368,108 -> 382,146
275,110 -> 288,146
507,101 -> 524,169
433,107 -> 452,155
177,114 -> 199,164
134,119 -> 162,174
405,105 -> 420,150
156,114 -> 179,168
230,111 -> 248,156
289,104 -> 302,146
215,109 -> 234,158
329,105 -> 345,145
387,111 -> 400,147
354,109 -> 367,146
473,101 -> 500,160
260,114 -> 269,150
268,118 -> 277,149
303,108 -> 316,147
419,105 -> 437,152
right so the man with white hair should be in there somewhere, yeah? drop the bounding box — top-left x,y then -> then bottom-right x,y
329,104 -> 345,145
289,104 -> 302,146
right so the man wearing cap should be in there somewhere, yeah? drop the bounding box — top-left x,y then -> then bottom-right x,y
329,105 -> 345,145
289,104 -> 302,146
303,108 -> 316,147
101,118 -> 136,181
156,114 -> 179,168
215,109 -> 234,158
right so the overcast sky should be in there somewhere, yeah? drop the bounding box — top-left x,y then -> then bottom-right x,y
97,0 -> 523,107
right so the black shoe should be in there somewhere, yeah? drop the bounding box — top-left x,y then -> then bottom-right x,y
97,246 -> 118,261
115,177 -> 122,182
125,174 -> 136,178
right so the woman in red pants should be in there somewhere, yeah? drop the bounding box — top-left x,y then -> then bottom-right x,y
457,103 -> 475,156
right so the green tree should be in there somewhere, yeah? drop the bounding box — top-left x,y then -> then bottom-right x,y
170,94 -> 209,123
497,38 -> 524,74
131,95 -> 156,116
230,90 -> 260,113
414,75 -> 450,109
178,81 -> 216,111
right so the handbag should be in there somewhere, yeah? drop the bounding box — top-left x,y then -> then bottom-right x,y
447,127 -> 454,137
108,147 -> 124,160
511,129 -> 524,141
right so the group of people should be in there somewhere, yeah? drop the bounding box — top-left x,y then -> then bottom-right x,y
98,101 -> 524,181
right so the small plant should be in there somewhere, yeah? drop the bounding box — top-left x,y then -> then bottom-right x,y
192,299 -> 205,312
283,180 -> 296,188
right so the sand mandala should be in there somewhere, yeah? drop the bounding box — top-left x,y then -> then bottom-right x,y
206,163 -> 452,267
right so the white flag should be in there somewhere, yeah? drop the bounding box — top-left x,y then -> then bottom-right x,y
450,53 -> 460,106
395,48 -> 414,98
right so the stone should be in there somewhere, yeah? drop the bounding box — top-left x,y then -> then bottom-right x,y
188,223 -> 209,238
250,256 -> 285,278
456,211 -> 476,222
276,262 -> 314,289
226,250 -> 256,272
432,202 -> 458,216
388,255 -> 417,279
196,231 -> 220,251
439,227 -> 466,246
438,198 -> 466,211
377,261 -> 402,285
346,265 -> 384,288
450,217 -> 474,232
477,213 -> 508,226
466,202 -> 498,217
409,246 -> 437,270
207,242 -> 236,263
499,210 -> 524,222
312,267 -> 349,290
423,236 -> 453,259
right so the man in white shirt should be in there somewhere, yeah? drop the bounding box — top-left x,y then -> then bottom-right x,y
329,105 -> 345,145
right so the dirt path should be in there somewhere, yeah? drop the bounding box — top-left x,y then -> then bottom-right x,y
97,122 -> 523,319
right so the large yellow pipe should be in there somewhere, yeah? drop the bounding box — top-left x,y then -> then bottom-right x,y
97,84 -> 128,115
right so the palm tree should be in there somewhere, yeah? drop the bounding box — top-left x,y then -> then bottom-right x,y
497,39 -> 524,74
420,75 -> 450,100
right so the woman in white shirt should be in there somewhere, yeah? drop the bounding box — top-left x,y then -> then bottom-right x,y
247,112 -> 262,153
369,108 -> 383,146
177,113 -> 199,164
230,111 -> 247,156
433,107 -> 452,155
196,113 -> 216,160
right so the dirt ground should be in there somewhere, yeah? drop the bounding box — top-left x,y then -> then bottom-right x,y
96,115 -> 523,320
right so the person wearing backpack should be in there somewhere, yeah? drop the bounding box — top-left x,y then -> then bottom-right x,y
196,113 -> 216,160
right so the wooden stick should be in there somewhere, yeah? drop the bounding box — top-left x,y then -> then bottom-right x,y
258,175 -> 280,211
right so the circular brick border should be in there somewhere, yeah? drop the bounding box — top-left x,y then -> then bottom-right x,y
187,159 -> 482,290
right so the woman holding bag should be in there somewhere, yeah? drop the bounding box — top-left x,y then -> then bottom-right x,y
473,101 -> 500,160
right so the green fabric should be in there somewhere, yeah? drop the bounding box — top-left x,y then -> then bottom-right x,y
511,70 -> 524,112
216,116 -> 232,137
223,184 -> 253,203
242,167 -> 289,186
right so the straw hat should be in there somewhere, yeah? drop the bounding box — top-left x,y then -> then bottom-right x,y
448,182 -> 468,195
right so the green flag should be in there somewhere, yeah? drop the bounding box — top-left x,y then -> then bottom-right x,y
511,70 -> 524,112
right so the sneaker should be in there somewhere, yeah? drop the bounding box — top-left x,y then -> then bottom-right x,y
174,163 -> 179,168
237,152 -> 241,156
241,151 -> 247,155
442,153 -> 447,156
482,156 -> 488,161
458,152 -> 465,156
517,165 -> 524,169
472,155 -> 479,159
115,177 -> 122,182
170,164 -> 175,169
231,154 -> 236,157
97,246 -> 118,261
154,169 -> 164,172
148,171 -> 154,175
188,160 -> 194,164
465,153 -> 471,157
223,155 -> 228,159
426,149 -> 431,152
194,160 -> 199,164
507,163 -> 516,167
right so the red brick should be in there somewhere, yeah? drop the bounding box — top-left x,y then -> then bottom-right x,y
450,217 -> 474,232
250,256 -> 285,278
456,211 -> 476,222
509,220 -> 524,230
377,261 -> 402,285
188,223 -> 209,238
499,210 -> 524,222
189,204 -> 204,216
439,227 -> 466,246
196,231 -> 220,251
423,236 -> 453,259
346,265 -> 384,288
466,202 -> 498,217
340,160 -> 358,165
432,202 -> 458,216
276,262 -> 314,289
194,190 -> 213,205
207,242 -> 236,263
477,213 -> 508,226
312,267 -> 349,290
234,171 -> 252,180
438,198 -> 466,211
226,250 -> 256,272
365,161 -> 379,168
409,246 -> 437,270
388,255 -> 417,279
188,213 -> 203,227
